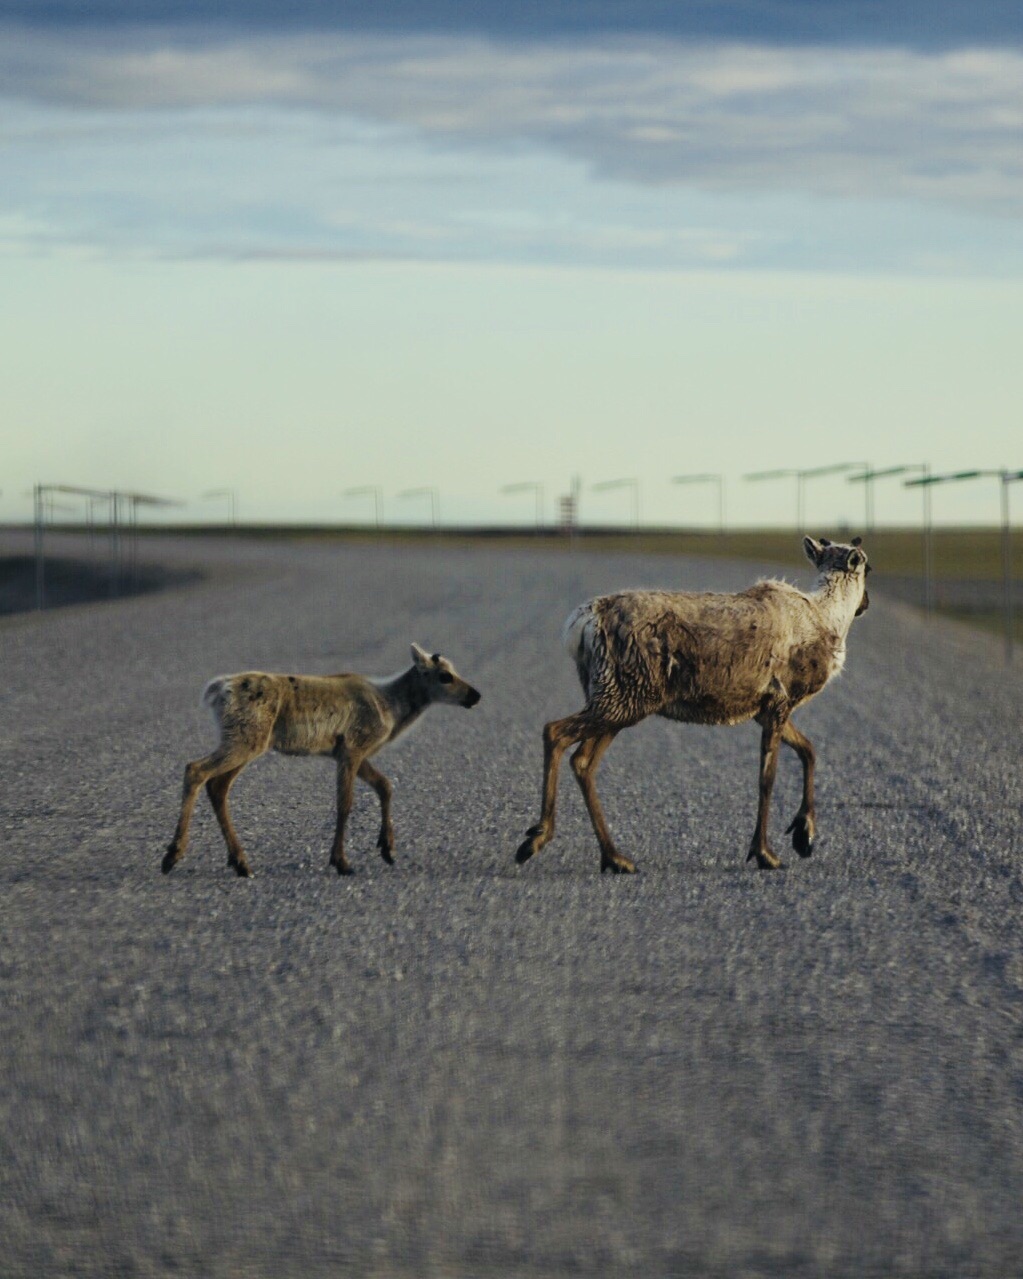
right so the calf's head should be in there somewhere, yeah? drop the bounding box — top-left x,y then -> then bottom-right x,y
411,643 -> 482,707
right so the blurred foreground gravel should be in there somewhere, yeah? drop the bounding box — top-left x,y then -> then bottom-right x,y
1,531 -> 1022,1277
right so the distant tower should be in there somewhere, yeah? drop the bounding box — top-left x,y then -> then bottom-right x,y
559,475 -> 581,535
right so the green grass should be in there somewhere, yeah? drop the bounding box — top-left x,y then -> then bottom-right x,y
650,528 -> 1022,583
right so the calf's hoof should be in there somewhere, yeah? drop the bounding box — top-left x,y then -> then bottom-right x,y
377,834 -> 395,865
601,854 -> 638,875
230,860 -> 254,879
161,846 -> 179,875
331,859 -> 354,877
786,815 -> 816,858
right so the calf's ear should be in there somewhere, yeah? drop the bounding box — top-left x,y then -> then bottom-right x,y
803,536 -> 824,564
411,643 -> 431,668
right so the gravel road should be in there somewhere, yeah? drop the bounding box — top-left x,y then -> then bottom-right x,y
2,532 -> 1022,1277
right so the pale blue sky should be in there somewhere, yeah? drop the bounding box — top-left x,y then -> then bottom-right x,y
2,4 -> 1022,527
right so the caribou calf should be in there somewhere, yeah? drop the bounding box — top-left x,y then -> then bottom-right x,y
516,536 -> 870,873
164,644 -> 481,877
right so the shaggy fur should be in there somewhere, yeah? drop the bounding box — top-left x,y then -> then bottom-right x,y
164,644 -> 481,877
517,536 -> 870,873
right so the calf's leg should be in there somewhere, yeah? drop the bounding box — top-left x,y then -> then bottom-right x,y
206,766 -> 253,877
329,736 -> 358,876
781,720 -> 816,857
358,759 -> 395,864
164,745 -> 260,874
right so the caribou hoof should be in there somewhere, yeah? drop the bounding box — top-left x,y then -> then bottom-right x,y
515,836 -> 540,865
516,824 -> 550,864
331,860 -> 355,877
786,815 -> 815,858
161,846 -> 179,875
747,845 -> 786,871
601,856 -> 638,875
230,860 -> 254,879
377,835 -> 395,865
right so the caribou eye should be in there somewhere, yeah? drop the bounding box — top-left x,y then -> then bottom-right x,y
438,671 -> 453,684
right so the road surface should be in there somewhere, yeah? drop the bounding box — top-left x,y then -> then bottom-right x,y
1,532 -> 1021,1276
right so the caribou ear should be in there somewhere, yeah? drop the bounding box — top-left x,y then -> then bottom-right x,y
819,537 -> 832,547
851,535 -> 863,547
411,643 -> 431,668
803,536 -> 824,564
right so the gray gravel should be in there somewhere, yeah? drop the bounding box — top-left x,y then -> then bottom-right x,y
1,531 -> 1022,1278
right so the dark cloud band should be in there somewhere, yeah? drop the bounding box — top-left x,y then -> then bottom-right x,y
2,0 -> 1021,49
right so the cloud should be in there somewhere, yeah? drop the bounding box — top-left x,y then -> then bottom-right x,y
2,0 -> 1021,48
2,27 -> 1022,221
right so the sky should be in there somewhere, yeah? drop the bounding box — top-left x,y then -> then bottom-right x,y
2,0 -> 1022,529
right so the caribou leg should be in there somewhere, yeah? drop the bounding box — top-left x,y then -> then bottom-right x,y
781,719 -> 817,857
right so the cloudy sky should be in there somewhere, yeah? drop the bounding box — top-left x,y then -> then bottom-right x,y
2,1 -> 1022,528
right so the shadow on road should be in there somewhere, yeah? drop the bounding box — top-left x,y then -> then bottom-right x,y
0,554 -> 203,616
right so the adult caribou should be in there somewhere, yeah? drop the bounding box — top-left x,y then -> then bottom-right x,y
515,537 -> 870,873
